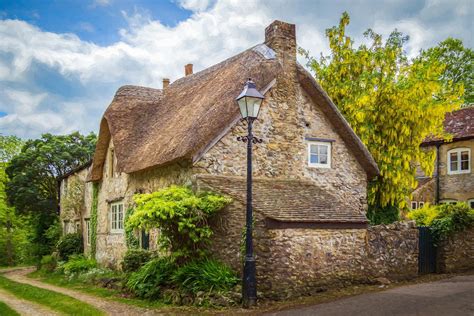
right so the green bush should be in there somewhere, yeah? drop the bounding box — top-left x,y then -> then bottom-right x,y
122,249 -> 152,272
126,257 -> 177,299
172,259 -> 238,294
57,233 -> 83,261
62,255 -> 96,276
127,186 -> 232,261
39,255 -> 57,272
431,203 -> 474,242
407,204 -> 439,226
77,267 -> 120,285
367,204 -> 400,225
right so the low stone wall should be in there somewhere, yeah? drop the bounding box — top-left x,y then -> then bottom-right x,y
437,226 -> 474,273
255,221 -> 418,299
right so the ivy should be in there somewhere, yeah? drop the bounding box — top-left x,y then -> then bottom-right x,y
90,183 -> 98,259
125,207 -> 139,249
126,186 -> 231,262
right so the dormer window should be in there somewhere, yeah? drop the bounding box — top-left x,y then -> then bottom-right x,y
447,148 -> 470,175
308,141 -> 331,168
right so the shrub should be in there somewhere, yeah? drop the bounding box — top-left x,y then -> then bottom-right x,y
62,255 -> 96,276
127,186 -> 232,261
122,249 -> 152,272
77,267 -> 121,286
57,233 -> 83,261
367,204 -> 400,225
431,203 -> 474,242
39,255 -> 57,272
172,259 -> 238,294
407,204 -> 439,226
126,257 -> 176,299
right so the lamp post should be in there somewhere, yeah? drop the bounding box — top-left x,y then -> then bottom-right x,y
236,78 -> 265,308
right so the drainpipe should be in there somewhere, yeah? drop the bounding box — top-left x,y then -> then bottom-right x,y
435,143 -> 441,204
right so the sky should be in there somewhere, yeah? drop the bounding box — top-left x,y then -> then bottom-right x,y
0,0 -> 473,139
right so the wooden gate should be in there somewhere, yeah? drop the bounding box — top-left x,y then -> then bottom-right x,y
418,226 -> 437,274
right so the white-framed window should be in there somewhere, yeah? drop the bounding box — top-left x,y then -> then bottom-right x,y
411,201 -> 418,210
447,148 -> 470,175
110,202 -> 124,233
440,199 -> 457,205
468,199 -> 474,209
85,219 -> 91,245
308,141 -> 331,168
418,201 -> 425,208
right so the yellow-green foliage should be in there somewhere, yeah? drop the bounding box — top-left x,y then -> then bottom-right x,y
407,204 -> 439,226
126,186 -> 232,260
302,12 -> 463,208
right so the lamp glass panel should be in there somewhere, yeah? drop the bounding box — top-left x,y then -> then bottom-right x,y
237,97 -> 248,118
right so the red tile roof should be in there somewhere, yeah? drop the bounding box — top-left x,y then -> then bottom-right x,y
423,106 -> 474,145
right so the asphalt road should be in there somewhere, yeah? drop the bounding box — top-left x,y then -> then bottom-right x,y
266,275 -> 474,316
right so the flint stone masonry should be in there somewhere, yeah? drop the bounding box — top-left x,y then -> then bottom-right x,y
438,226 -> 474,273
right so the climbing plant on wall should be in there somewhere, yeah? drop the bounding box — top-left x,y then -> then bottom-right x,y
126,186 -> 232,261
125,207 -> 139,249
90,183 -> 99,259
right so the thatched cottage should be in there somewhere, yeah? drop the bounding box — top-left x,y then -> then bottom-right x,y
412,106 -> 474,209
60,21 -> 424,298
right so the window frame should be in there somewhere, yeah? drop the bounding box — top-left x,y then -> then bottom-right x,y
468,199 -> 474,209
110,201 -> 124,234
411,201 -> 418,210
418,201 -> 425,208
85,219 -> 91,245
307,141 -> 332,169
440,199 -> 457,205
447,148 -> 471,175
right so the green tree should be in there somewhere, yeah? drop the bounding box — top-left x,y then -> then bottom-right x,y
419,38 -> 473,104
301,12 -> 463,213
6,132 -> 96,258
0,135 -> 32,266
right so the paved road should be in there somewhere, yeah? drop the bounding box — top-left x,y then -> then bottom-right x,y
267,275 -> 474,316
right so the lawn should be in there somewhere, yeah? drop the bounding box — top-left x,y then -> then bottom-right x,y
0,301 -> 20,316
0,275 -> 104,316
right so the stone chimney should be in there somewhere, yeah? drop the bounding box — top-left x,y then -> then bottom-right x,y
185,64 -> 193,76
264,21 -> 296,69
163,78 -> 170,88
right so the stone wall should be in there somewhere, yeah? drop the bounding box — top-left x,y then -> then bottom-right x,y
416,139 -> 474,204
95,139 -> 194,268
255,221 -> 418,299
437,226 -> 474,273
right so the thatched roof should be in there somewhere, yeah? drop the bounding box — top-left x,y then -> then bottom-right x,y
88,44 -> 379,181
197,174 -> 368,223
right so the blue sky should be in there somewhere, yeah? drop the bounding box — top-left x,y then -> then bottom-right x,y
0,0 -> 473,139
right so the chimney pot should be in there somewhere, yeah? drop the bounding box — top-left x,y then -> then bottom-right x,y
163,78 -> 170,88
185,64 -> 193,76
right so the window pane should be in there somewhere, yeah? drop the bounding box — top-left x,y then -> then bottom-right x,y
310,154 -> 319,164
470,201 -> 474,209
450,152 -> 458,162
319,145 -> 328,155
450,161 -> 458,171
461,151 -> 469,161
310,144 -> 318,154
461,160 -> 469,170
320,154 -> 328,164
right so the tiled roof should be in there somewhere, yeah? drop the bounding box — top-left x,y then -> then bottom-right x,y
423,106 -> 474,144
197,174 -> 368,223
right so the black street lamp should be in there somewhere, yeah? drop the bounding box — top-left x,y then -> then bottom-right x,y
236,78 -> 265,308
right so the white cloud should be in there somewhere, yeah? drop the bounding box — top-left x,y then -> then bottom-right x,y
91,0 -> 111,8
0,0 -> 472,139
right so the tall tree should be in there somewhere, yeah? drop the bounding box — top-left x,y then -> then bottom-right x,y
6,132 -> 96,258
301,12 -> 463,216
0,135 -> 31,266
418,38 -> 473,104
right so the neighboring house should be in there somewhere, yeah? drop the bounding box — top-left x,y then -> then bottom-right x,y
60,21 -> 386,297
412,106 -> 474,209
58,161 -> 93,253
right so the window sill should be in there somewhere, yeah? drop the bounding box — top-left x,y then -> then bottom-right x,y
447,170 -> 471,175
308,164 -> 331,169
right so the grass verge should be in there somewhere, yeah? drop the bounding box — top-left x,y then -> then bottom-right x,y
0,275 -> 104,316
0,301 -> 20,316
